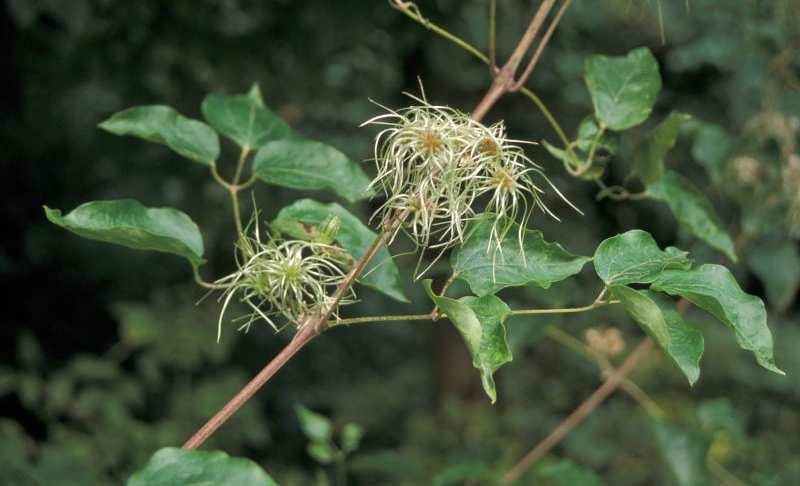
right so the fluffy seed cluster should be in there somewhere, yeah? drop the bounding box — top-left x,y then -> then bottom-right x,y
214,220 -> 353,340
363,96 -> 577,274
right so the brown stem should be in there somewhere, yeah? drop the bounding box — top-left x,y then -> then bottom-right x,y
182,323 -> 318,449
501,337 -> 654,483
183,0 -> 570,449
509,0 -> 573,91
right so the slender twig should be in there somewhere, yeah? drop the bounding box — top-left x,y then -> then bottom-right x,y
501,337 -> 655,483
192,265 -> 234,290
183,1 -> 574,450
510,0 -> 573,91
232,146 -> 251,186
489,0 -> 497,75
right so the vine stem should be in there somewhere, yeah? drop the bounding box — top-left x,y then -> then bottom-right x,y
183,1 -> 573,449
501,337 -> 655,484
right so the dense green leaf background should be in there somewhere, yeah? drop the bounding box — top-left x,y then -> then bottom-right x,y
2,0 -> 798,484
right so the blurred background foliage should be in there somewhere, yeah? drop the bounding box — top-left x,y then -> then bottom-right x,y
1,0 -> 798,484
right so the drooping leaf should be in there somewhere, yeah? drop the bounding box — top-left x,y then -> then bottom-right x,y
651,264 -> 783,374
294,404 -> 333,443
633,112 -> 692,184
584,47 -> 662,130
253,137 -> 371,202
652,421 -> 712,486
612,286 -> 703,385
99,105 -> 219,166
423,281 -> 512,403
450,215 -> 590,297
201,91 -> 290,149
272,199 -> 408,302
648,171 -> 737,261
44,200 -> 204,265
747,238 -> 800,312
593,230 -> 691,286
127,447 -> 277,486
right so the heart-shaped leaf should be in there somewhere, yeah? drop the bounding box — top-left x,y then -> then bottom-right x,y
651,264 -> 783,375
201,89 -> 290,150
127,447 -> 277,486
633,111 -> 692,185
99,105 -> 219,166
593,230 -> 691,286
272,199 -> 408,302
612,286 -> 703,385
45,199 -> 204,265
584,47 -> 662,131
450,214 -> 590,296
253,137 -> 371,203
423,281 -> 512,403
648,171 -> 737,261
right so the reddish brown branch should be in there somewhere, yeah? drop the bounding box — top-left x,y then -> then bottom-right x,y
501,338 -> 655,483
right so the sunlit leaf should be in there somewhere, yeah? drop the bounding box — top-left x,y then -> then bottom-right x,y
99,105 -> 219,166
584,47 -> 662,130
423,280 -> 512,403
201,90 -> 290,149
612,287 -> 703,385
593,230 -> 691,286
272,199 -> 408,302
253,137 -> 371,202
127,447 -> 277,486
450,214 -> 590,296
633,111 -> 692,184
341,423 -> 364,454
44,199 -> 204,265
651,264 -> 783,374
648,171 -> 737,261
307,441 -> 335,465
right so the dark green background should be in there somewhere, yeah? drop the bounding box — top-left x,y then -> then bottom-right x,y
1,0 -> 798,484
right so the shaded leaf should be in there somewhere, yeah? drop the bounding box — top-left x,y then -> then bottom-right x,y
423,281 -> 512,403
691,122 -> 734,183
536,458 -> 608,486
575,116 -> 619,154
648,171 -> 737,261
451,215 -> 590,296
44,200 -> 204,265
584,47 -> 661,130
747,238 -> 800,312
127,447 -> 277,486
633,111 -> 692,184
653,421 -> 711,486
201,91 -> 290,149
612,287 -> 703,385
99,105 -> 219,166
593,230 -> 691,286
294,404 -> 333,443
651,264 -> 783,374
434,462 -> 495,486
253,137 -> 371,203
697,398 -> 745,442
272,199 -> 408,302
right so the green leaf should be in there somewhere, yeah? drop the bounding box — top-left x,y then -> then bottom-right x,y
648,171 -> 737,261
575,116 -> 619,154
747,238 -> 800,312
691,122 -> 734,183
450,215 -> 590,297
127,447 -> 277,486
201,91 -> 290,149
99,105 -> 219,166
612,286 -> 703,385
651,264 -> 783,375
584,47 -> 662,130
341,422 -> 364,454
295,404 -> 333,443
593,230 -> 691,286
273,199 -> 408,302
423,280 -> 512,403
307,442 -> 335,465
633,112 -> 692,184
652,421 -> 711,486
536,459 -> 608,486
44,200 -> 204,265
253,137 -> 371,203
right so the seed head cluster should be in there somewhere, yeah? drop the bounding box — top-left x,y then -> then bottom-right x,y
363,97 -> 577,274
214,219 -> 353,340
